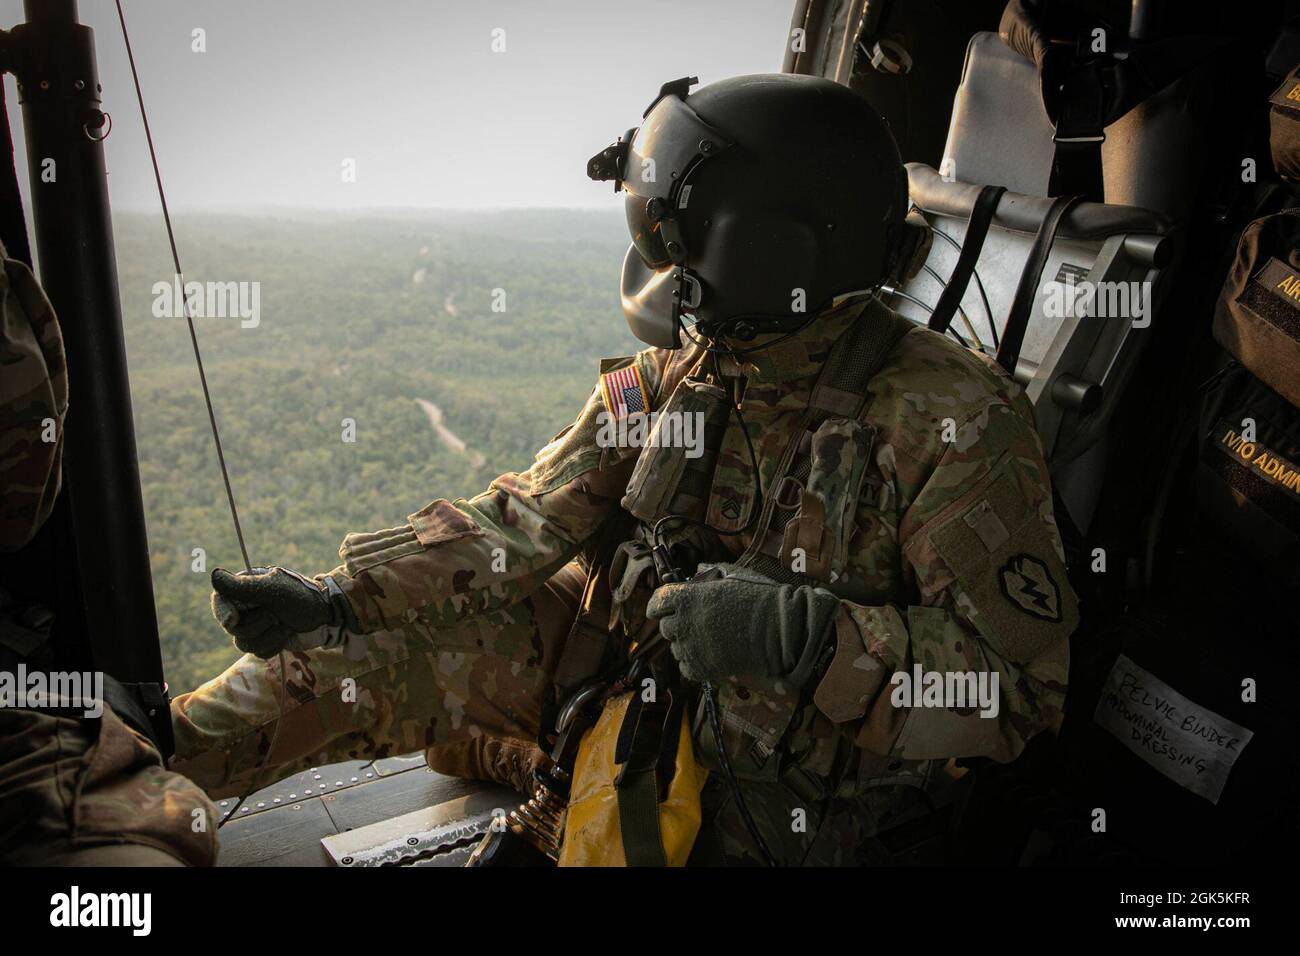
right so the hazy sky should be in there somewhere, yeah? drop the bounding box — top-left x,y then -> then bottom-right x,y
1,0 -> 795,211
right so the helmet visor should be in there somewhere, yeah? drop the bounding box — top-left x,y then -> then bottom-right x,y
622,94 -> 729,201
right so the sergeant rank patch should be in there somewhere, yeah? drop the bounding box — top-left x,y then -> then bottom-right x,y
998,553 -> 1062,622
600,363 -> 649,421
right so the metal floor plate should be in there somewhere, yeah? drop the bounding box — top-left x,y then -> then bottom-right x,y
216,752 -> 520,867
320,787 -> 518,867
215,753 -> 426,824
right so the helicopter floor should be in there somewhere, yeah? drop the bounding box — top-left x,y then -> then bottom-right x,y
214,752 -> 521,867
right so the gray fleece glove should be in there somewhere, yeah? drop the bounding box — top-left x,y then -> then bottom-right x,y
645,563 -> 839,687
211,566 -> 362,660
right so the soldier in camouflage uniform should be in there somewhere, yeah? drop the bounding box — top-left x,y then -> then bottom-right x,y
0,240 -> 217,866
0,242 -> 65,547
173,74 -> 1077,865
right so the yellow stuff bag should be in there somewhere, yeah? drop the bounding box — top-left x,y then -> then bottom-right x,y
558,690 -> 706,867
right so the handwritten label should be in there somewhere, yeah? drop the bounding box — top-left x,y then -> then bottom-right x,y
1092,655 -> 1253,804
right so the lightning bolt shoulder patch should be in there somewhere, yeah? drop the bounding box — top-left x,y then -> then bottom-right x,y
919,458 -> 1079,665
998,554 -> 1062,622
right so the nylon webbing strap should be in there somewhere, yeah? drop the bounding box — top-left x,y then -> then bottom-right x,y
742,551 -> 811,587
927,184 -> 1006,335
744,299 -> 913,587
749,447 -> 817,587
668,418 -> 728,513
552,513 -> 633,696
1047,62 -> 1108,203
1049,139 -> 1104,204
614,691 -> 674,866
810,298 -> 916,422
996,194 -> 1082,376
617,772 -> 665,866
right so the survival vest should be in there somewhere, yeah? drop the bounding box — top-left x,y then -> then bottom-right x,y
554,297 -> 917,866
1270,62 -> 1300,186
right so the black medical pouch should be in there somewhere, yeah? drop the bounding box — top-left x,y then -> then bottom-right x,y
1196,364 -> 1300,597
1200,203 -> 1300,602
1212,209 -> 1300,409
1270,64 -> 1300,183
1201,208 -> 1300,598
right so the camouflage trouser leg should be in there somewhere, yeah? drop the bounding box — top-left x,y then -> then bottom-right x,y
170,563 -> 584,800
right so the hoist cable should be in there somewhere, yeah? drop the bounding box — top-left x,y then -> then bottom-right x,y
112,1 -> 249,571
113,0 -> 283,829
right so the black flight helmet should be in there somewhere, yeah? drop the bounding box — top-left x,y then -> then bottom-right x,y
588,73 -> 909,349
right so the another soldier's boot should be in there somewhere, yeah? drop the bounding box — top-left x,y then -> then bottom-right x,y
424,733 -> 548,796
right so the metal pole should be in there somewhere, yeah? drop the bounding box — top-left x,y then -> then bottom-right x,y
10,0 -> 165,687
1129,0 -> 1157,41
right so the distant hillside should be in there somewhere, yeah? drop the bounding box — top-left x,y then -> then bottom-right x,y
112,208 -> 635,692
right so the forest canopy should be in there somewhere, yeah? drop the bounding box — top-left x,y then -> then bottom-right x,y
115,208 -> 635,692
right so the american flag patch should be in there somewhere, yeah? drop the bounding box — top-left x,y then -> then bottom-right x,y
599,363 -> 649,420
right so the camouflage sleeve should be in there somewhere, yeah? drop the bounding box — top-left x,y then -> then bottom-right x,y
0,255 -> 68,552
329,352 -> 663,632
813,398 -> 1078,764
0,706 -> 217,866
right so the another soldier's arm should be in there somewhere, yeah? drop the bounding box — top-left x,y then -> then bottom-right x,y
0,254 -> 68,552
330,359 -> 652,633
812,400 -> 1078,763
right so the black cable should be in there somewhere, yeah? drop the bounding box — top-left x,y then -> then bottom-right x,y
705,682 -> 777,866
680,309 -> 822,358
649,350 -> 765,550
711,348 -> 764,535
114,0 -> 249,572
703,348 -> 775,865
646,340 -> 776,866
113,0 -> 283,829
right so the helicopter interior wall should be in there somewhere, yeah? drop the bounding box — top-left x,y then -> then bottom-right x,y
889,167 -> 1171,532
941,31 -> 1056,199
878,5 -> 1298,867
889,197 -> 1108,362
944,31 -> 1256,225
839,0 -> 1006,169
882,8 -> 1283,541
